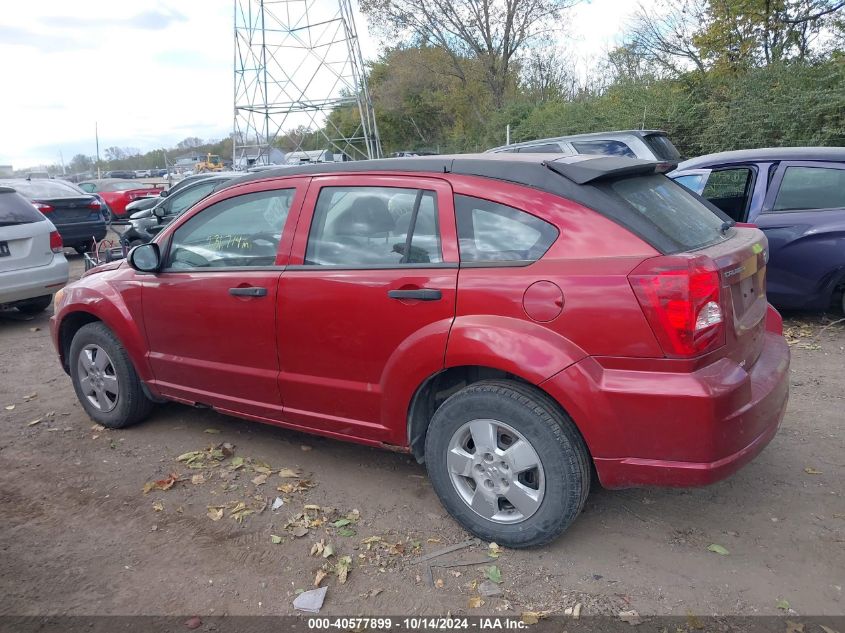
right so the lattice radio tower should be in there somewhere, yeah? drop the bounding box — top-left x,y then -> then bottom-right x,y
233,0 -> 381,167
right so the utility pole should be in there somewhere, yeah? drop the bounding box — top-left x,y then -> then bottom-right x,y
95,122 -> 101,179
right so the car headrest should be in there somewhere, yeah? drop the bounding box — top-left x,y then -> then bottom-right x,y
334,196 -> 394,237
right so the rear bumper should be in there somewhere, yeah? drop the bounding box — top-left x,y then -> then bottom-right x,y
55,221 -> 107,248
542,331 -> 790,488
0,254 -> 69,304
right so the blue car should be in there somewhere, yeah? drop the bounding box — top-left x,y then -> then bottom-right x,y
671,147 -> 845,313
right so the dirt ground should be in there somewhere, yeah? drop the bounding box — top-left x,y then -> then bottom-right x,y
1,250 -> 843,619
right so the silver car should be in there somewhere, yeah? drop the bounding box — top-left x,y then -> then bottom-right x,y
486,130 -> 682,162
0,187 -> 69,313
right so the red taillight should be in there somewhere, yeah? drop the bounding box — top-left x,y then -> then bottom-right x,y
49,230 -> 63,253
629,255 -> 725,358
88,199 -> 101,211
33,202 -> 54,213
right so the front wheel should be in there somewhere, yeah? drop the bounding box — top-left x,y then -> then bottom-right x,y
69,322 -> 154,428
425,380 -> 591,548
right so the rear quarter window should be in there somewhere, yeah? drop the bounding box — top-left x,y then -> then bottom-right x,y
0,190 -> 46,225
606,175 -> 729,251
643,134 -> 682,161
455,195 -> 558,263
572,140 -> 636,158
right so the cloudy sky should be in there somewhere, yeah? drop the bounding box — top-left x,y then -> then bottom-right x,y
0,0 -> 647,169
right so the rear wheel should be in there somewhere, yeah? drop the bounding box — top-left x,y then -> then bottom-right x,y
15,295 -> 52,314
424,380 -> 591,548
74,243 -> 91,255
69,322 -> 154,428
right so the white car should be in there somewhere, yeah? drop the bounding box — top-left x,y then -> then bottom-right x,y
0,187 -> 69,313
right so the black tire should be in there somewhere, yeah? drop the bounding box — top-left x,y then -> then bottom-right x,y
74,243 -> 90,255
424,379 -> 591,548
15,295 -> 52,314
69,322 -> 154,428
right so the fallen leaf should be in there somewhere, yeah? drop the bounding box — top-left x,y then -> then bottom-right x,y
152,500 -> 164,512
291,526 -> 309,537
204,428 -> 220,434
207,507 -> 224,521
143,473 -> 180,494
785,621 -> 804,633
435,578 -> 444,588
332,518 -> 352,527
314,569 -> 328,587
619,609 -> 641,625
191,473 -> 205,485
488,542 -> 502,558
707,543 -> 730,556
338,527 -> 356,538
253,465 -> 273,476
346,509 -> 360,522
27,418 -> 43,427
304,504 -> 321,512
485,565 -> 503,584
322,543 -> 335,558
336,555 -> 352,583
252,474 -> 268,486
468,596 -> 484,609
278,468 -> 300,478
311,539 -> 326,557
270,534 -> 283,544
91,423 -> 105,431
521,612 -> 544,625
804,467 -> 822,475
776,599 -> 790,611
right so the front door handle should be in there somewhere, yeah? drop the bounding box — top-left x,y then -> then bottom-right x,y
229,286 -> 267,297
387,288 -> 442,301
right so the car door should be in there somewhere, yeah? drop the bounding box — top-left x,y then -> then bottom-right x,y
277,175 -> 459,445
753,161 -> 845,309
140,181 -> 306,419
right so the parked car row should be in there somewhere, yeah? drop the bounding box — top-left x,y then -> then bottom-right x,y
77,179 -> 164,219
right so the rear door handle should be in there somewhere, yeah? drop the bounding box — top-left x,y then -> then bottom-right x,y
229,286 -> 267,297
387,289 -> 442,301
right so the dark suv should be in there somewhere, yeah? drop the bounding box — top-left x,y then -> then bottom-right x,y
671,147 -> 845,312
51,154 -> 789,547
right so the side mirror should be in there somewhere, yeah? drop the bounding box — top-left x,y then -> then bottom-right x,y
153,204 -> 167,219
160,190 -> 169,197
128,243 -> 161,273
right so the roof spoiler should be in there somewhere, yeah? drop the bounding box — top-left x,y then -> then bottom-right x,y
543,156 -> 678,184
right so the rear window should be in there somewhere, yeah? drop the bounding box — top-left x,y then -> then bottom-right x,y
607,175 -> 728,251
572,140 -> 636,158
104,181 -> 155,192
643,134 -> 682,161
1,180 -> 80,199
0,190 -> 46,225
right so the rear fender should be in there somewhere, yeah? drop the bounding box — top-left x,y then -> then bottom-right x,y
445,315 -> 587,385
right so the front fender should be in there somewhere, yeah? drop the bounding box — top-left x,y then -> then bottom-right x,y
54,274 -> 152,384
445,315 -> 588,384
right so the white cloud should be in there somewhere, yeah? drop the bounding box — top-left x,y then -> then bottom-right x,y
1,0 -> 649,168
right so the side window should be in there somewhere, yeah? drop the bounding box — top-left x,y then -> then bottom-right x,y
455,195 -> 558,263
78,183 -> 95,193
166,189 -> 294,269
518,143 -> 565,153
305,186 -> 442,266
701,168 -> 754,222
672,174 -> 706,195
168,181 -> 218,216
571,140 -> 636,158
772,166 -> 845,212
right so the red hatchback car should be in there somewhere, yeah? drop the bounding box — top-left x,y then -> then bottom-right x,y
51,154 -> 790,547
